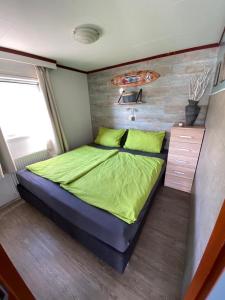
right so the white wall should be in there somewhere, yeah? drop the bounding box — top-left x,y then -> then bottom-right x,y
50,67 -> 93,149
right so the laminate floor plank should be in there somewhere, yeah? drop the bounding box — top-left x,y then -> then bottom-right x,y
0,187 -> 190,300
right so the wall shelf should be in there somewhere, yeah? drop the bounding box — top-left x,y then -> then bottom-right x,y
114,101 -> 143,106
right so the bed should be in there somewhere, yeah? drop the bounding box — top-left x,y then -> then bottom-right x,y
17,144 -> 167,272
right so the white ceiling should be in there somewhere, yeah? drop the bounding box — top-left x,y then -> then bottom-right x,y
0,0 -> 225,71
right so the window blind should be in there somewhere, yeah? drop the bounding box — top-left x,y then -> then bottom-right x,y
0,59 -> 37,81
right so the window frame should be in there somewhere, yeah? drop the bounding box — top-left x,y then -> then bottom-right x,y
0,76 -> 54,158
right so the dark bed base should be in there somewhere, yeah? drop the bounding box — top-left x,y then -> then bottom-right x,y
17,173 -> 164,273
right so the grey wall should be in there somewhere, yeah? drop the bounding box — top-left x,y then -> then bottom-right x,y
50,67 -> 93,149
88,48 -> 217,141
182,44 -> 225,293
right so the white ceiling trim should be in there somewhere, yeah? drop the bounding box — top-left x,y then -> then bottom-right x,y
0,51 -> 57,69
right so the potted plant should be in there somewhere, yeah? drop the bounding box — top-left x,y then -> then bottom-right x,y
186,68 -> 211,126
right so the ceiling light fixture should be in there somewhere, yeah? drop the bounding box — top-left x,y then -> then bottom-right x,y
73,25 -> 100,44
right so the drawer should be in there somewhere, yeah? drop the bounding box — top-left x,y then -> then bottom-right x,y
171,127 -> 204,144
169,141 -> 201,158
168,153 -> 198,169
165,174 -> 192,193
166,163 -> 195,179
165,178 -> 192,193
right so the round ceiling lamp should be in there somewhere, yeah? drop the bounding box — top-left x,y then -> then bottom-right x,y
73,25 -> 100,44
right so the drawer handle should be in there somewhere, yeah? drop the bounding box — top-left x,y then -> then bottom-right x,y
173,170 -> 185,175
179,135 -> 193,139
178,148 -> 190,152
174,159 -> 188,164
175,159 -> 189,165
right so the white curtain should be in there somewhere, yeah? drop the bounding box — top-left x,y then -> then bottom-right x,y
0,127 -> 17,178
35,66 -> 69,154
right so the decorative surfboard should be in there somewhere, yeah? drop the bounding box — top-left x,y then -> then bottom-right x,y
111,70 -> 160,87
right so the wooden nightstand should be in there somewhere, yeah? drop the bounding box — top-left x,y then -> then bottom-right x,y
164,126 -> 205,193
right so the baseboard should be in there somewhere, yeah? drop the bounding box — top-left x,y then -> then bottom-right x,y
0,198 -> 23,216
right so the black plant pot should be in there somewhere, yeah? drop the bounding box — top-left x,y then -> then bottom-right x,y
185,100 -> 200,126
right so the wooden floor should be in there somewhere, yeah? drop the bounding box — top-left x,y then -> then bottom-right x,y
0,187 -> 190,300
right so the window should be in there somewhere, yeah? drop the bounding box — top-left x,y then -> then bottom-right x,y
0,79 -> 54,159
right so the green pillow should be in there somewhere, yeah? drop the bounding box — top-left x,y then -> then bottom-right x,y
95,127 -> 126,147
124,129 -> 165,153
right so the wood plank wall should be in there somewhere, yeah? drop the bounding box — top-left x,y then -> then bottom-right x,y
87,48 -> 218,144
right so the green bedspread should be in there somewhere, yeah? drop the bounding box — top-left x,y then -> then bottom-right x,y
26,145 -> 118,184
27,146 -> 164,224
61,152 -> 164,224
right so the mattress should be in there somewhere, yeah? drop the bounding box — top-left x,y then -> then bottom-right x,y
16,145 -> 166,253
